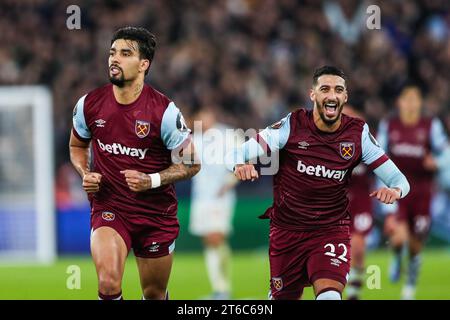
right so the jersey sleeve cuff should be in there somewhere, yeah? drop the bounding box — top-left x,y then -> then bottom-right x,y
170,134 -> 192,151
256,132 -> 271,153
72,127 -> 91,142
368,154 -> 389,170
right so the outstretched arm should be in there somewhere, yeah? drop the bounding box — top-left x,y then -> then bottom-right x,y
225,113 -> 292,181
361,122 -> 409,204
224,139 -> 263,181
121,139 -> 201,191
370,159 -> 410,204
160,139 -> 201,184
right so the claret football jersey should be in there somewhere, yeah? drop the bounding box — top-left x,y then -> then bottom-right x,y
377,116 -> 448,184
72,83 -> 190,221
257,108 -> 388,231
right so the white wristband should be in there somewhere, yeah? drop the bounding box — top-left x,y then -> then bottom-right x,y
148,173 -> 161,189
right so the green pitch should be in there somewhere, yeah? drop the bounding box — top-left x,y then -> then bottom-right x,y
0,249 -> 449,300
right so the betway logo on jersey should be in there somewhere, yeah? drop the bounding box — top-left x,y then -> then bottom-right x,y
297,161 -> 348,181
97,139 -> 148,159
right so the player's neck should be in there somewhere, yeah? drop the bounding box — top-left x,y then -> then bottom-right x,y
400,112 -> 420,126
113,80 -> 144,105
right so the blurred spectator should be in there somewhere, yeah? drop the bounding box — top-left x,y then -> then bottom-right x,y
323,0 -> 369,45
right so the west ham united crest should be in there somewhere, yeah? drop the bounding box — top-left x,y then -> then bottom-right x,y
135,120 -> 150,138
340,142 -> 354,160
272,277 -> 283,291
101,211 -> 115,221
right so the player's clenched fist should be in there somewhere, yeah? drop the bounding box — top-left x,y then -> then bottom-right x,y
82,172 -> 102,193
369,187 -> 401,204
120,169 -> 150,192
234,164 -> 259,181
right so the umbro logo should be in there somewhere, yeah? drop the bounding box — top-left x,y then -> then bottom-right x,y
330,258 -> 342,267
298,141 -> 309,149
147,242 -> 160,252
95,119 -> 106,127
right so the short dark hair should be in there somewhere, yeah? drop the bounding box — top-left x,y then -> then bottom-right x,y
111,26 -> 157,75
313,66 -> 347,87
399,81 -> 422,96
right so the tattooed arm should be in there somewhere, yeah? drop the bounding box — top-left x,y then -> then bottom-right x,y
121,139 -> 201,191
159,138 -> 201,184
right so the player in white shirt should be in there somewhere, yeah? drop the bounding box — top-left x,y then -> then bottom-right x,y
189,108 -> 242,299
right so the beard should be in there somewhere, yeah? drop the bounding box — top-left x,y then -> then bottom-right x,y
109,66 -> 126,88
316,99 -> 344,126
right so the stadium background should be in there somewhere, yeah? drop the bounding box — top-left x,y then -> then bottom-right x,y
0,0 -> 449,299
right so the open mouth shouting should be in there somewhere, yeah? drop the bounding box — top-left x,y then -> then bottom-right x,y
110,65 -> 122,76
323,101 -> 339,118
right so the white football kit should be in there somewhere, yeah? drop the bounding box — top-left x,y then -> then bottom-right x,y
189,124 -> 243,236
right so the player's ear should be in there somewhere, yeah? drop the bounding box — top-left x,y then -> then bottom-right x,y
140,59 -> 150,74
309,87 -> 316,102
309,88 -> 315,102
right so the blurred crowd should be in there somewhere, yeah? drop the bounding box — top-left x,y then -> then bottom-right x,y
0,0 -> 449,182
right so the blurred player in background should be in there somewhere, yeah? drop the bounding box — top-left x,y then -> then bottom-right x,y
434,146 -> 450,217
189,108 -> 242,300
343,105 -> 374,300
69,27 -> 200,300
377,84 -> 449,299
226,66 -> 410,300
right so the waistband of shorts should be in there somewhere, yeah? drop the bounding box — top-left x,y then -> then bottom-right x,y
270,219 -> 351,233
